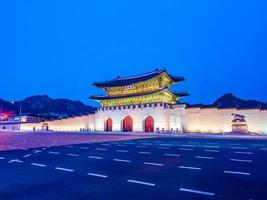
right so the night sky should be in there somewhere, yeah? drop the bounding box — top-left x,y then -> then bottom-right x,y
0,0 -> 266,106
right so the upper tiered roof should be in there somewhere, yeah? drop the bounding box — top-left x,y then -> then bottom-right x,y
93,69 -> 185,88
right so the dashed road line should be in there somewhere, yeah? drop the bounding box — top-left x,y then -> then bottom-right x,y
231,147 -> 248,150
0,156 -> 5,160
113,159 -> 132,163
230,159 -> 252,162
89,156 -> 103,160
96,148 -> 107,151
234,151 -> 253,155
80,147 -> 89,149
204,146 -> 220,148
179,188 -> 215,196
164,153 -> 180,157
179,166 -> 201,170
67,153 -> 79,157
127,179 -> 155,186
116,150 -> 128,153
251,144 -> 265,147
224,170 -> 250,175
179,148 -> 193,151
228,143 -> 241,146
181,145 -> 195,147
87,173 -> 108,178
138,151 -> 151,154
49,151 -> 60,154
157,147 -> 170,150
195,156 -> 214,160
23,154 -> 32,158
205,149 -> 220,152
31,163 -> 46,167
65,146 -> 74,148
55,167 -> 74,172
144,162 -> 164,166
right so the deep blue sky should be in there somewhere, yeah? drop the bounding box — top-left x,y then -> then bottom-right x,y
0,0 -> 267,106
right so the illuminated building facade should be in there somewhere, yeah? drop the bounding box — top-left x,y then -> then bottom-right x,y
91,69 -> 188,132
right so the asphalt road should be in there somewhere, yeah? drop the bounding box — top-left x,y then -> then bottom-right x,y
0,137 -> 267,200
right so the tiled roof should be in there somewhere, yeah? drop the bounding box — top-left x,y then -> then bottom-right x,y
93,69 -> 185,87
90,87 -> 187,100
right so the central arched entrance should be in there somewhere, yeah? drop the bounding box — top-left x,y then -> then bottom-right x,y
144,116 -> 154,132
123,116 -> 133,132
105,118 -> 113,132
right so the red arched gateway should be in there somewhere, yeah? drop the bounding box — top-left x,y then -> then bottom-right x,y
144,116 -> 154,132
105,118 -> 113,132
123,116 -> 133,132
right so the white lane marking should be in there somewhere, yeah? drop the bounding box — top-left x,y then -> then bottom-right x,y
136,146 -> 147,148
67,154 -> 79,157
31,163 -> 46,167
179,166 -> 201,170
195,156 -> 214,160
127,179 -> 155,186
205,149 -> 219,152
89,156 -> 103,160
117,144 -> 127,147
234,151 -> 253,155
87,173 -> 108,178
157,147 -> 170,150
65,146 -> 74,148
251,144 -> 265,147
96,148 -> 107,151
116,150 -> 128,153
228,143 -> 241,146
49,151 -> 59,154
144,162 -> 164,166
160,144 -> 173,146
182,145 -> 195,147
8,159 -> 23,163
179,188 -> 215,196
113,159 -> 132,163
230,159 -> 252,162
231,147 -> 248,150
55,167 -> 74,172
179,148 -> 193,151
80,147 -> 89,149
204,146 -> 220,148
138,151 -> 151,154
23,154 -> 32,158
164,153 -> 180,157
33,150 -> 42,153
0,156 -> 5,160
224,170 -> 250,175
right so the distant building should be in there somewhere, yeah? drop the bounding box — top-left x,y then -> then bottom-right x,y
13,69 -> 267,134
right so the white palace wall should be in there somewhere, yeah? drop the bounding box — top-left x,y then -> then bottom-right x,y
182,107 -> 267,134
19,104 -> 267,134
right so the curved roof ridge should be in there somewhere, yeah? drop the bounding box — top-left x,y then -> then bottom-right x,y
116,69 -> 165,80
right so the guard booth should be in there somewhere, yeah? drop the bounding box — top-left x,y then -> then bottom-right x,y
231,114 -> 248,133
